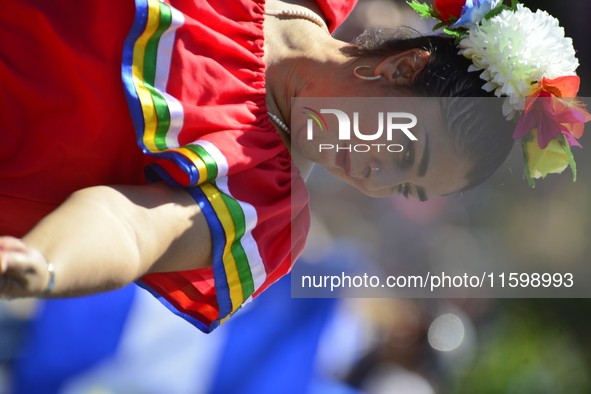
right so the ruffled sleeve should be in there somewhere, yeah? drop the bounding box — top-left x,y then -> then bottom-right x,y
122,0 -> 310,333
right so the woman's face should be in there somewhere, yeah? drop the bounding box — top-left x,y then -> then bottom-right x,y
291,97 -> 469,201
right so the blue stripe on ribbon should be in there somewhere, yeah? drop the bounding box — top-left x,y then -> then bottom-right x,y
187,184 -> 233,322
121,0 -> 150,149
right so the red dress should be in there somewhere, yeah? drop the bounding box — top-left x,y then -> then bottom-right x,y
0,0 -> 356,333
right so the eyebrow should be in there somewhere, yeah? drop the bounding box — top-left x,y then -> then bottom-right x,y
417,133 -> 430,178
416,186 -> 427,202
414,129 -> 430,202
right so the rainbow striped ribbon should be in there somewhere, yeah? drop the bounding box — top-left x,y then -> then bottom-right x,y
123,0 -> 267,329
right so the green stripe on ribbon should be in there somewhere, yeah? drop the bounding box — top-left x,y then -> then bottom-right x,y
186,144 -> 219,181
219,191 -> 256,300
144,2 -> 173,151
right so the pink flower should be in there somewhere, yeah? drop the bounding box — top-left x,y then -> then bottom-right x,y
513,76 -> 591,148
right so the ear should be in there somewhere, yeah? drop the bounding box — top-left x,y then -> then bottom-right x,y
374,49 -> 430,84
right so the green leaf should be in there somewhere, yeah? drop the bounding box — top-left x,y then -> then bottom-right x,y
483,4 -> 510,21
430,8 -> 442,20
407,1 -> 435,19
441,27 -> 467,44
443,28 -> 461,37
510,0 -> 520,11
432,21 -> 449,31
559,134 -> 577,182
521,138 -> 536,188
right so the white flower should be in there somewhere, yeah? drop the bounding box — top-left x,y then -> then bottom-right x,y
458,5 -> 578,118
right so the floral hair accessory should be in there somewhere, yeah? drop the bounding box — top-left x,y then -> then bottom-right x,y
408,0 -> 591,187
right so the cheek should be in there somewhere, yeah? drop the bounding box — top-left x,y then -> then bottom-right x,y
294,135 -> 336,166
367,141 -> 406,166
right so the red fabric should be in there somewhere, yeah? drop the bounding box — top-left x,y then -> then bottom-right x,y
0,1 -> 155,237
143,268 -> 220,325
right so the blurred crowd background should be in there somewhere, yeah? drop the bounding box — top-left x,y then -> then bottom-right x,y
1,0 -> 591,393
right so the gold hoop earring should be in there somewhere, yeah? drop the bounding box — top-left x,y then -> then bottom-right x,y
353,65 -> 382,81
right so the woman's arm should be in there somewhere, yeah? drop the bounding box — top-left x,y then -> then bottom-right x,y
0,183 -> 212,298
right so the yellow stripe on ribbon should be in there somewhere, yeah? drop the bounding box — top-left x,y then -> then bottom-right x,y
132,0 -> 162,151
200,183 -> 244,313
175,147 -> 209,184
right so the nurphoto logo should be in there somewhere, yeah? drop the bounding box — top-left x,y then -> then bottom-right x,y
303,107 -> 418,152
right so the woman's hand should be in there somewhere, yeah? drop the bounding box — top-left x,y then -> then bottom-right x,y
0,237 -> 51,298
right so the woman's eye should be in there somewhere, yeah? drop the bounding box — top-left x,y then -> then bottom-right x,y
403,142 -> 414,167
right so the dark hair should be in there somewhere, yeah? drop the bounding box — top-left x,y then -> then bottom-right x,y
343,29 -> 515,191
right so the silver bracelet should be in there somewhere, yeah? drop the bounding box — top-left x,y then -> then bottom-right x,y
39,262 -> 55,297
